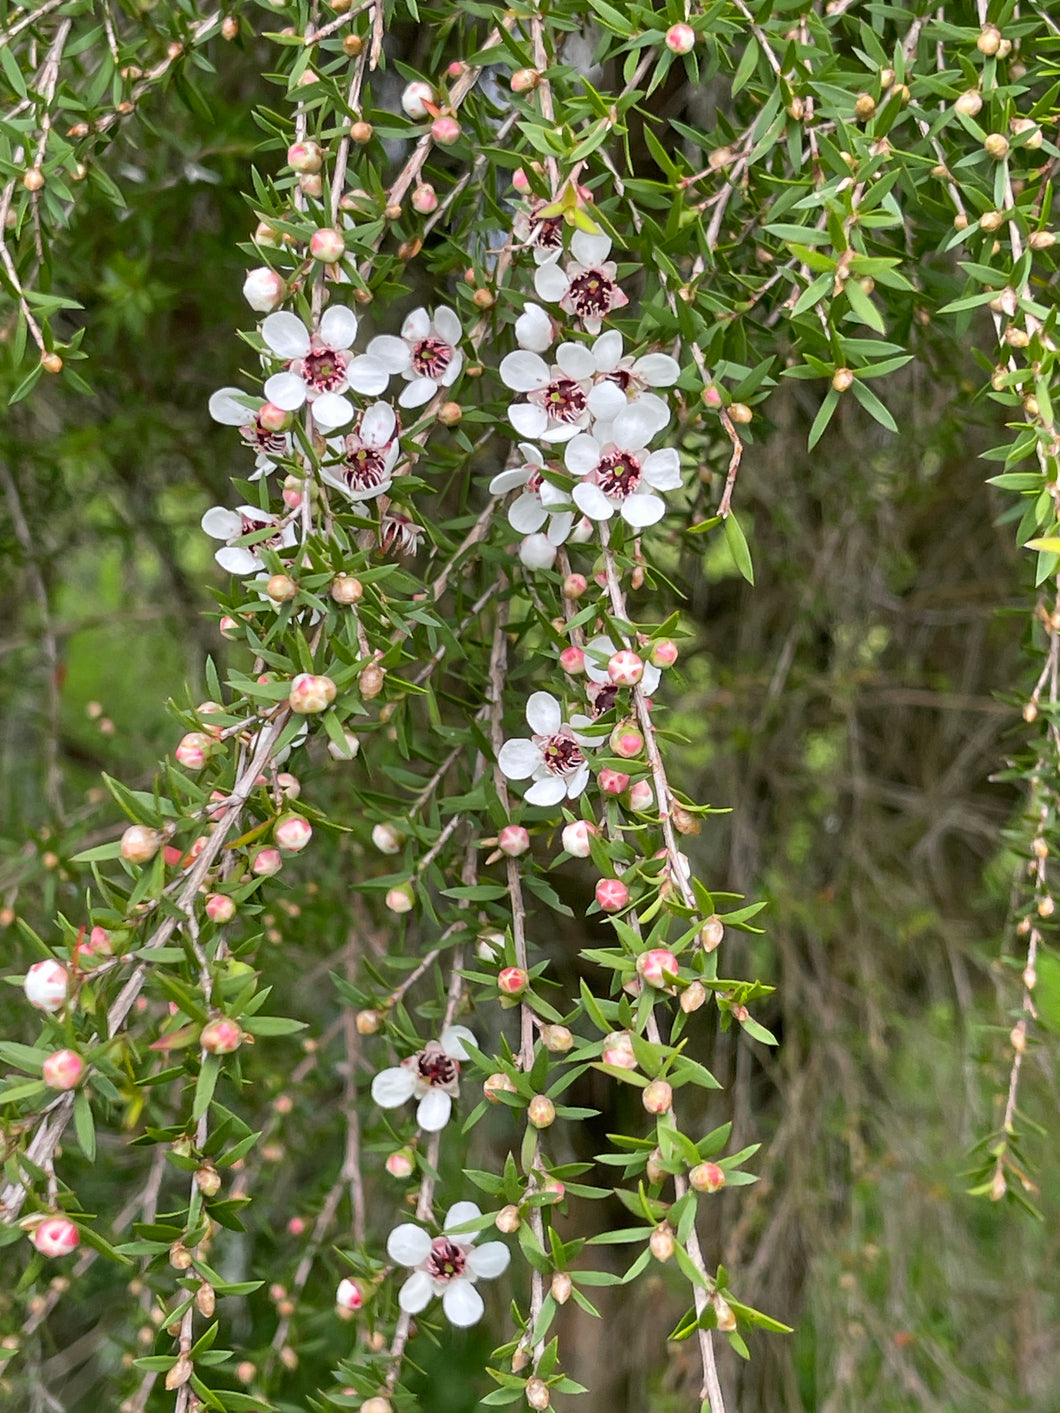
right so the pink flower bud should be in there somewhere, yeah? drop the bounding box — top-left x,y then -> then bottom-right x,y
385,885 -> 414,914
498,966 -> 529,997
23,960 -> 69,1013
649,638 -> 679,668
602,1030 -> 637,1069
243,267 -> 285,313
175,731 -> 212,770
499,825 -> 530,857
372,822 -> 404,854
518,533 -> 558,570
336,1278 -> 363,1312
120,824 -> 162,864
205,894 -> 236,924
650,1223 -> 675,1262
431,116 -> 461,145
512,167 -> 531,193
282,479 -> 303,510
411,183 -> 438,214
607,650 -> 644,686
562,573 -> 588,599
561,819 -> 597,858
309,227 -> 345,263
447,60 -> 466,78
642,1078 -> 673,1114
274,814 -> 312,853
31,1217 -> 79,1258
540,1176 -> 566,1202
665,23 -> 696,54
287,1215 -> 305,1235
42,1049 -> 83,1090
385,1148 -> 415,1179
627,780 -> 654,811
201,1017 -> 243,1054
259,401 -> 289,432
559,645 -> 586,675
287,140 -> 322,173
610,723 -> 644,759
599,769 -> 630,795
637,949 -> 679,988
702,385 -> 722,409
541,1024 -> 573,1052
484,1072 -> 517,1102
595,878 -> 629,912
401,81 -> 435,119
511,68 -> 540,92
219,615 -> 239,639
288,673 -> 337,714
689,1161 -> 726,1193
527,1094 -> 556,1128
251,846 -> 283,876
277,772 -> 301,800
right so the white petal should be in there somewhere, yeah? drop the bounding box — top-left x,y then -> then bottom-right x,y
441,1025 -> 476,1061
526,691 -> 562,736
398,377 -> 438,408
433,306 -> 462,345
572,229 -> 613,265
215,546 -> 261,576
489,468 -> 528,494
590,330 -> 623,372
547,511 -> 574,544
509,494 -> 548,534
643,447 -> 682,490
555,343 -> 596,380
263,371 -> 307,411
388,1224 -> 433,1267
442,1280 -> 484,1327
525,776 -> 568,806
587,381 -> 627,421
500,350 -> 551,393
319,304 -> 359,349
440,350 -> 463,387
417,1089 -> 452,1131
312,393 -> 354,431
622,492 -> 666,527
366,335 -> 413,373
372,1066 -> 418,1108
509,403 -> 548,438
583,636 -> 615,685
261,311 -> 310,360
540,422 -> 582,444
398,1270 -> 435,1313
209,387 -> 254,426
498,738 -> 542,779
534,262 -> 570,303
539,479 -> 570,509
361,401 -> 397,446
346,356 -> 392,397
573,482 -> 615,520
614,395 -> 669,444
565,763 -> 591,798
633,352 -> 681,386
515,303 -> 553,352
401,307 -> 431,341
467,1241 -> 511,1279
201,507 -> 242,540
565,434 -> 601,476
642,663 -> 661,694
519,442 -> 545,468
443,1201 -> 483,1233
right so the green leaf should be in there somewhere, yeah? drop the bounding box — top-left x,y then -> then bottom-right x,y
723,512 -> 754,586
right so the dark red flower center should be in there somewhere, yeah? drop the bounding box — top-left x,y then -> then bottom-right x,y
238,512 -> 284,550
412,336 -> 453,380
341,446 -> 390,494
379,512 -> 424,556
417,1050 -> 458,1088
568,269 -> 616,319
427,1237 -> 467,1281
242,419 -> 287,457
530,377 -> 587,424
538,731 -> 585,777
532,215 -> 564,250
596,450 -> 641,500
301,345 -> 347,392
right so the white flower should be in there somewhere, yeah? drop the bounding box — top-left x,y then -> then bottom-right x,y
320,402 -> 401,502
514,302 -> 554,352
489,444 -> 573,542
370,1025 -> 475,1132
387,1202 -> 511,1327
261,306 -> 386,431
564,402 -> 682,529
208,387 -> 291,479
243,267 -> 285,313
200,504 -> 299,576
519,533 -> 558,570
498,692 -> 595,806
583,635 -> 663,696
363,306 -> 464,410
512,201 -> 567,265
533,231 -> 630,335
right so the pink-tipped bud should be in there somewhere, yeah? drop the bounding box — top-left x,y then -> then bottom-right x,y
310,227 -> 345,263
599,769 -> 631,795
540,1176 -> 566,1203
431,116 -> 461,145
484,1071 -> 517,1102
495,1203 -> 521,1233
628,780 -> 654,811
447,59 -> 466,78
541,1024 -> 573,1053
559,645 -> 586,675
201,1017 -> 243,1055
372,822 -> 404,855
243,267 -> 285,313
510,68 -> 540,93
607,650 -> 644,686
664,23 -> 696,54
411,184 -> 438,214
561,819 -> 597,858
385,1148 -> 415,1179
24,960 -> 69,1013
287,1215 -> 305,1235
287,140 -> 323,173
595,878 -> 629,912
562,573 -> 588,599
274,814 -> 312,853
259,401 -> 289,432
385,885 -> 414,914
401,80 -> 435,119
219,615 -> 239,639
527,1094 -> 556,1128
689,1161 -> 726,1193
31,1218 -> 79,1258
176,731 -> 212,770
650,1223 -> 675,1262
282,478 -> 303,510
649,638 -> 679,668
702,385 -> 722,409
335,1278 -> 363,1312
288,673 -> 337,714
610,723 -> 644,759
499,825 -> 530,857
512,167 -> 531,193
637,949 -> 679,988
42,1049 -> 84,1090
498,966 -> 529,997
205,894 -> 236,924
250,846 -> 282,877
121,824 -> 162,865
642,1079 -> 673,1114
602,1030 -> 637,1068
277,772 -> 301,800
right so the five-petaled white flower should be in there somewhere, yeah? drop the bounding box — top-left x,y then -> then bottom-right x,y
260,306 -> 386,431
321,402 -> 401,502
564,402 -> 682,529
371,1025 -> 475,1132
512,201 -> 567,265
362,306 -> 464,409
201,505 -> 299,576
498,692 -> 595,806
208,387 -> 291,479
386,1202 -> 511,1327
533,231 -> 630,335
489,444 -> 574,543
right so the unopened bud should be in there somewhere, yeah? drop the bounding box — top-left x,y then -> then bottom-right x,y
372,822 -> 404,854
550,1272 -> 572,1304
356,1009 -> 382,1035
984,132 -> 1009,159
628,780 -> 654,812
642,1079 -> 673,1114
287,140 -> 322,173
411,183 -> 438,215
610,722 -> 644,758
401,81 -> 435,120
431,116 -> 461,145
196,1282 -> 216,1317
646,1147 -> 666,1184
650,1224 -> 675,1262
599,768 -> 630,795
195,1165 -> 222,1198
689,1161 -> 726,1193
121,824 -> 162,864
288,673 -> 336,714
979,210 -> 1004,232
336,1277 -> 363,1311
664,22 -> 695,54
200,1017 -> 243,1055
495,1204 -> 522,1233
541,1024 -> 573,1053
561,819 -> 596,857
701,916 -> 725,951
169,1242 -> 193,1271
681,980 -> 707,1013
1037,895 -> 1054,918
331,573 -> 363,604
729,402 -> 753,424
595,877 -> 629,912
267,573 -> 298,603
559,645 -> 586,675
854,93 -> 876,120
712,1293 -> 737,1331
955,90 -> 983,116
832,367 -> 854,392
607,649 -> 644,686
23,167 -> 45,192
42,1049 -> 84,1090
525,1378 -> 550,1410
360,662 -> 386,699
310,227 -> 345,263
350,119 -> 373,142
485,1072 -> 517,1101
977,24 -> 1001,55
637,949 -> 679,988
386,884 -> 414,914
41,351 -> 63,374
1029,231 -> 1056,250
510,68 -> 540,92
438,401 -> 463,426
498,966 -> 529,998
386,1148 -> 415,1178
527,1094 -> 556,1128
